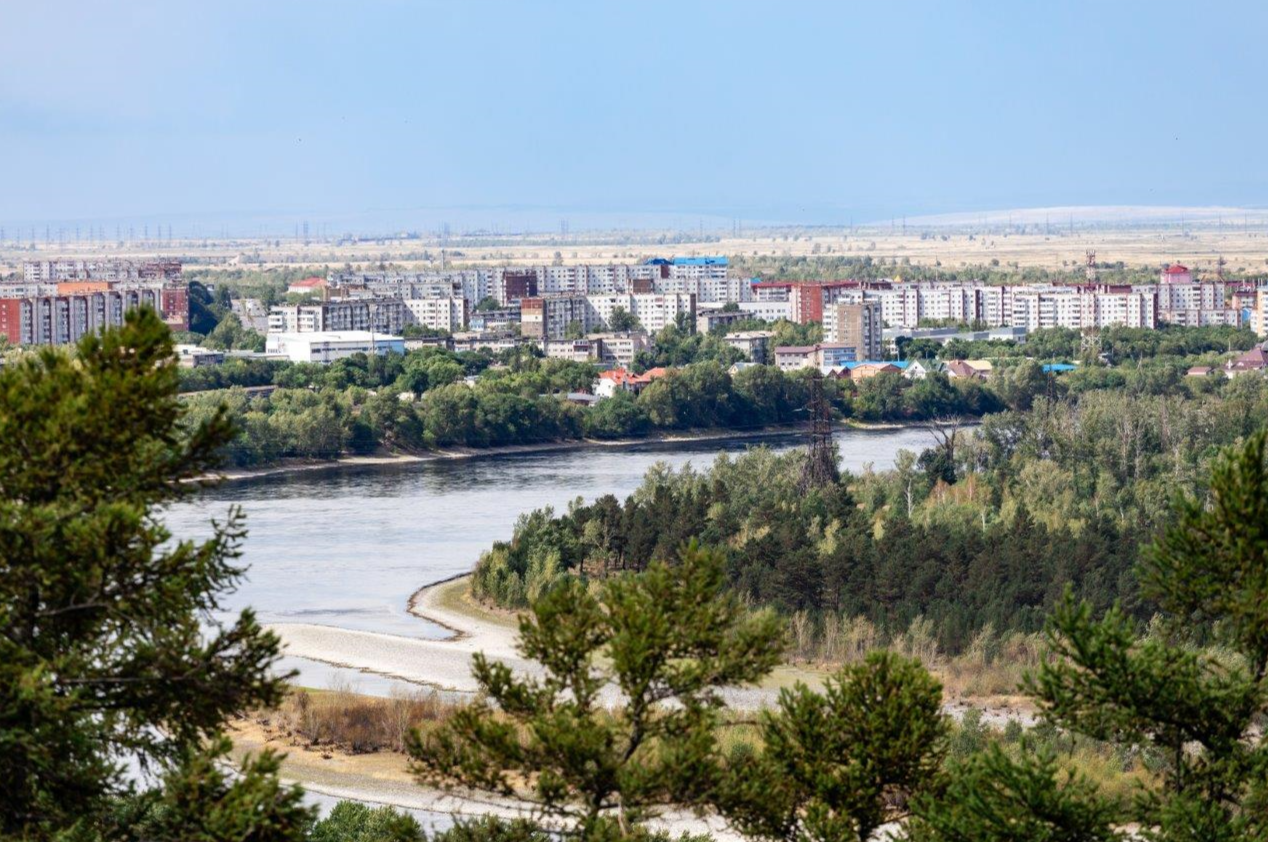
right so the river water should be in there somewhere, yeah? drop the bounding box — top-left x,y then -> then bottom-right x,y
166,427 -> 931,692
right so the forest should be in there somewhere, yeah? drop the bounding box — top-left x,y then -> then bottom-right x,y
471,376 -> 1268,654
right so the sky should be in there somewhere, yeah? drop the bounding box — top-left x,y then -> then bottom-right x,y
1,0 -> 1267,234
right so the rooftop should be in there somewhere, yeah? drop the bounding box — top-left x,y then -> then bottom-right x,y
270,330 -> 403,343
672,256 -> 728,266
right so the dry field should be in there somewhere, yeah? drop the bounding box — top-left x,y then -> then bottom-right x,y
5,224 -> 1268,277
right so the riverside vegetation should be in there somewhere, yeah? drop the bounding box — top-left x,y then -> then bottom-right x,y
470,365 -> 1268,662
416,431 -> 1268,840
176,320 -> 1256,469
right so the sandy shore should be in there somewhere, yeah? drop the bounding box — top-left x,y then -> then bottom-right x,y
265,577 -> 528,696
258,575 -> 1031,823
268,575 -> 1031,724
268,575 -> 781,709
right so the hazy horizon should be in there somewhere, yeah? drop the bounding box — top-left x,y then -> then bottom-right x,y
4,1 -> 1268,235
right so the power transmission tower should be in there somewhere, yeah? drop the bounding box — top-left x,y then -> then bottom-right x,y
800,369 -> 839,492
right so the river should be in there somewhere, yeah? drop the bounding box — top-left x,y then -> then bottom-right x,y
165,427 -> 933,693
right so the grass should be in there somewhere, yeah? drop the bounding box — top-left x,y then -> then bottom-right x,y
428,575 -> 520,631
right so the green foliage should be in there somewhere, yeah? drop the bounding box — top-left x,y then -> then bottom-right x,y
910,744 -> 1123,842
309,801 -> 423,842
472,446 -> 1143,652
115,736 -> 314,842
0,309 -> 304,838
180,357 -> 287,392
411,542 -> 784,839
1027,431 -> 1268,839
720,653 -> 947,842
431,817 -> 555,842
635,323 -> 745,369
187,279 -> 223,335
606,307 -> 641,332
202,312 -> 267,352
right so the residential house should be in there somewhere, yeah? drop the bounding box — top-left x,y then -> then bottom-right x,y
594,367 -> 669,399
1225,346 -> 1268,377
945,359 -> 993,380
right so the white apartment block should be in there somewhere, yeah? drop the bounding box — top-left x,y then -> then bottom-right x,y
404,297 -> 467,333
737,300 -> 793,322
1252,288 -> 1268,337
23,258 -> 182,283
522,293 -> 696,340
1009,288 -> 1155,331
591,292 -> 695,335
268,299 -> 408,335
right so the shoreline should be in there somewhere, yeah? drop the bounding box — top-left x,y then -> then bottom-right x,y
203,418 -> 961,484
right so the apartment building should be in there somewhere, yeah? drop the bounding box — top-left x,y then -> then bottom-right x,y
520,295 -> 590,340
522,293 -> 696,340
268,299 -> 407,335
22,258 -> 182,283
0,282 -> 188,345
722,330 -> 774,364
597,293 -> 695,334
6,259 -> 189,338
823,300 -> 882,360
696,308 -> 750,333
0,289 -> 147,345
774,342 -> 868,371
1010,288 -> 1155,331
737,300 -> 793,322
404,297 -> 468,333
1252,288 -> 1268,337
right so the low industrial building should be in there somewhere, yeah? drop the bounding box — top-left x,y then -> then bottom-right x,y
265,330 -> 405,363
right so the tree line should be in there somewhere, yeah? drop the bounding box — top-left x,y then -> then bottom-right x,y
474,373 -> 1268,653
180,348 -> 1000,467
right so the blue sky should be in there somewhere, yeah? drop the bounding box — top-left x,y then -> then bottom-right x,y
1,0 -> 1266,233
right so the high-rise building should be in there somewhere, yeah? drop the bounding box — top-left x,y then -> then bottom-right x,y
823,300 -> 882,360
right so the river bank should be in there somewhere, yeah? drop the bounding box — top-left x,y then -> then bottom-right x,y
246,573 -> 1031,827
205,419 -> 960,484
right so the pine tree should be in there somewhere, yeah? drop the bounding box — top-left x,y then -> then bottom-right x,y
0,309 -> 310,838
409,541 -> 783,840
913,431 -> 1268,841
719,652 -> 947,842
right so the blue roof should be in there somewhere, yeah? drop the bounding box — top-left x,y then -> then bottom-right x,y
672,256 -> 728,266
838,360 -> 906,370
644,257 -> 671,266
1042,363 -> 1077,373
